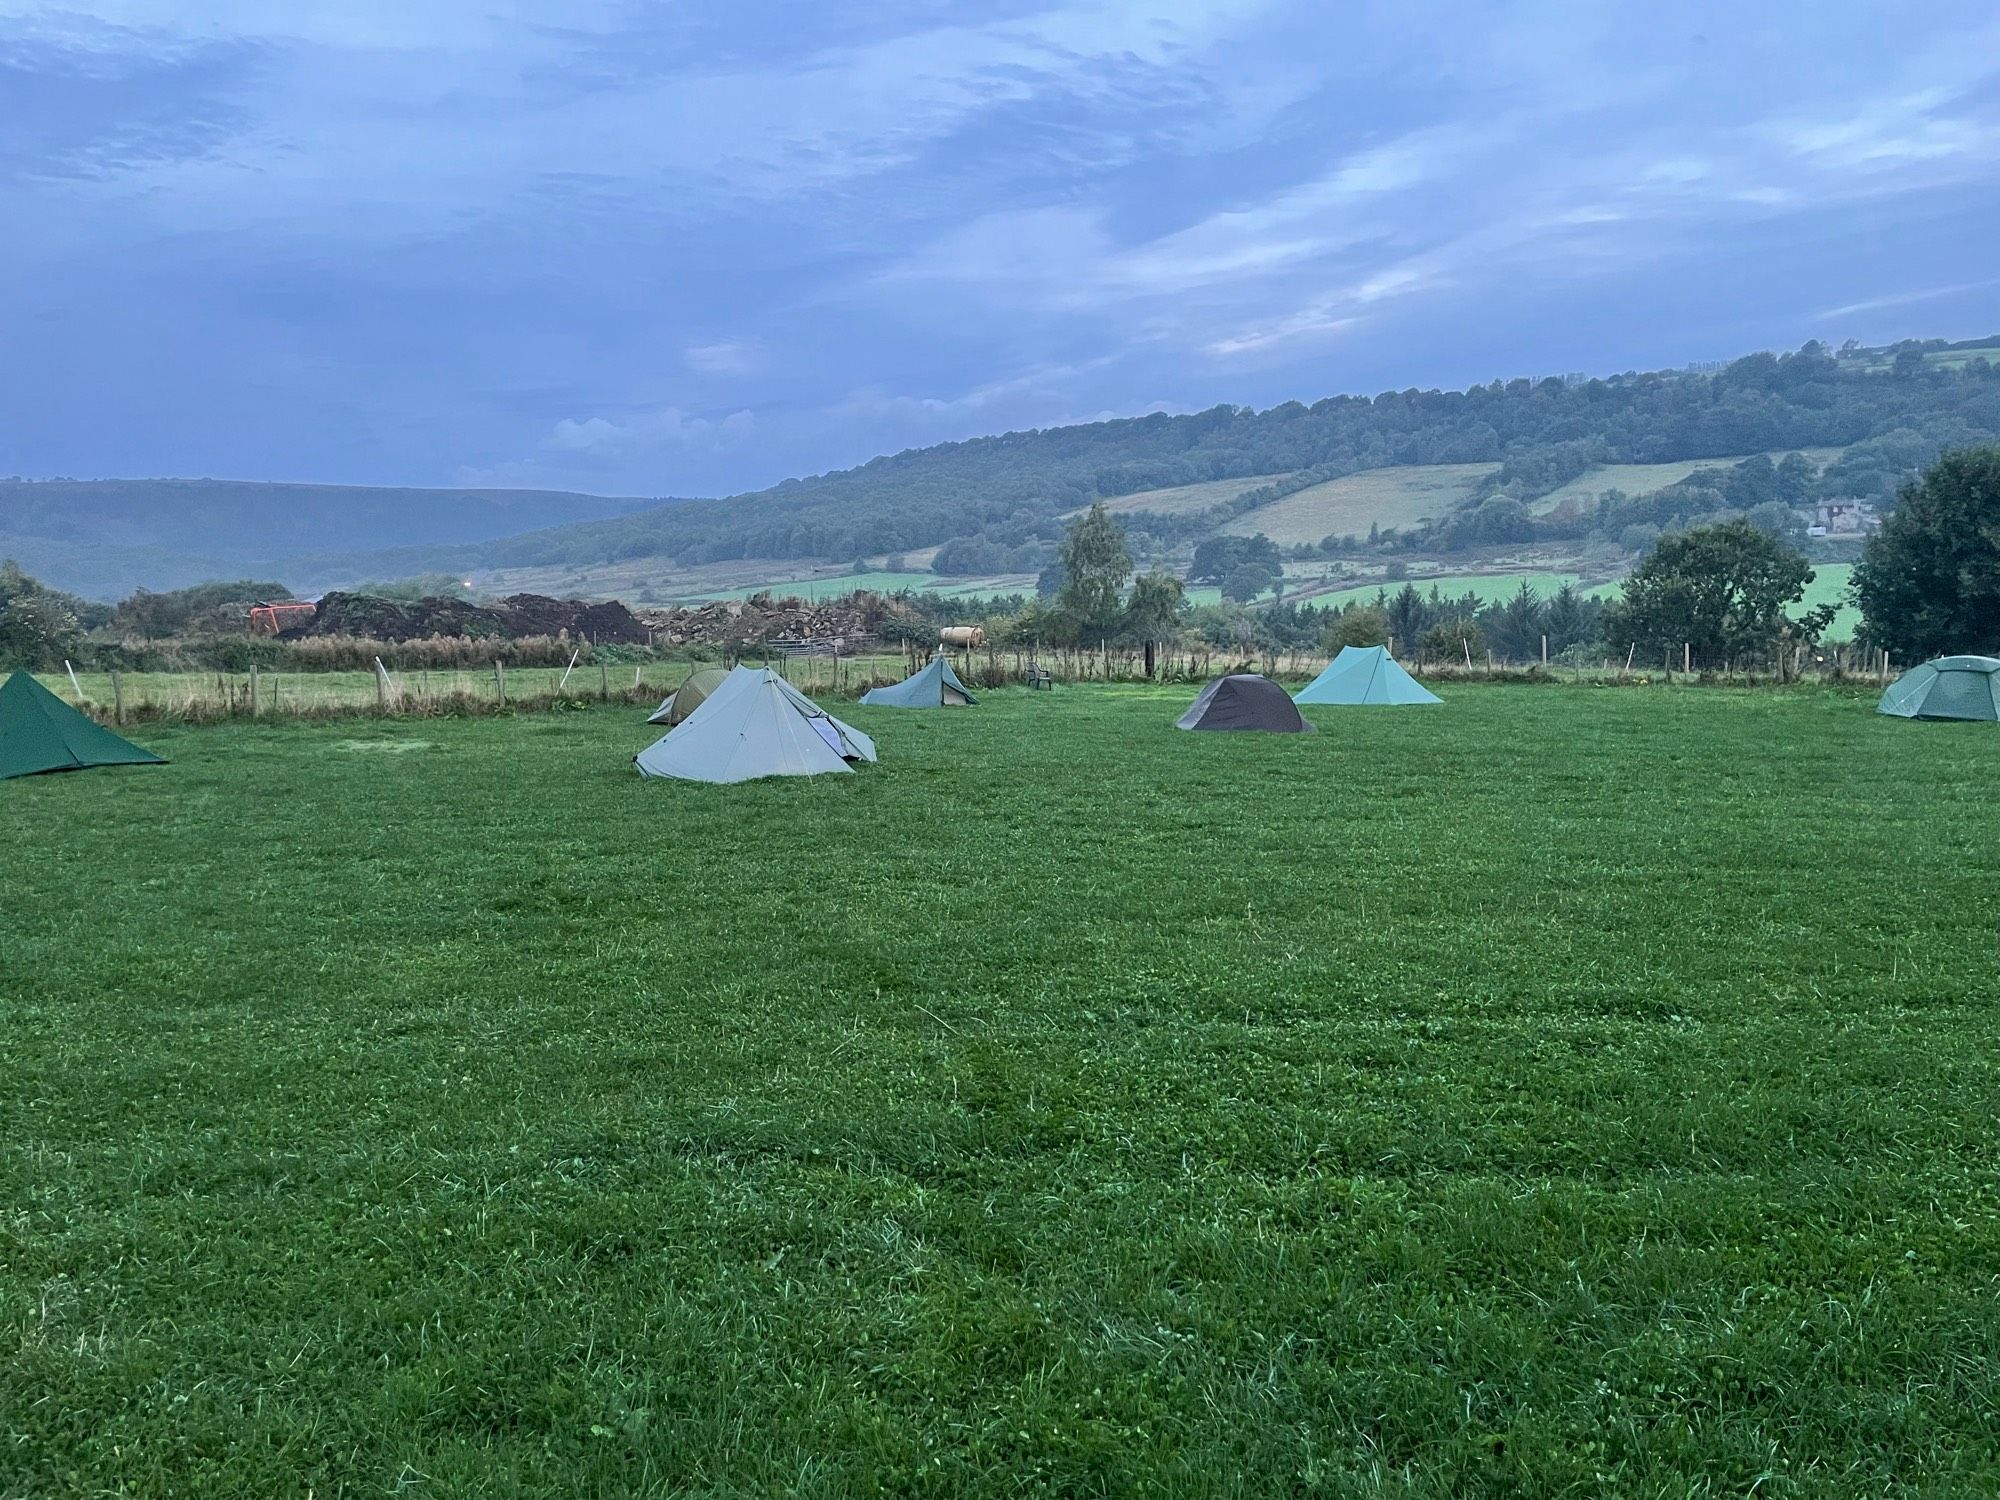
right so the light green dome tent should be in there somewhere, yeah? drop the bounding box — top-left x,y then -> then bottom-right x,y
646,666 -> 730,726
860,655 -> 975,708
1877,656 -> 2000,720
635,667 -> 876,783
1294,645 -> 1441,706
0,671 -> 165,780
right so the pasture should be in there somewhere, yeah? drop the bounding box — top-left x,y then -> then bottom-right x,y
1222,464 -> 1499,545
6,686 -> 1999,1496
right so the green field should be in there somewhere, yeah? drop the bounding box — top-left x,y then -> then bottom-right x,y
1097,474 -> 1294,516
1222,464 -> 1499,545
7,686 -> 1999,1494
1531,450 -> 1848,515
1302,571 -> 1620,609
662,572 -> 1037,604
1298,565 -> 1860,638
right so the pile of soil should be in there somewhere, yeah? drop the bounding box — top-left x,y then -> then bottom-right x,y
288,591 -> 649,644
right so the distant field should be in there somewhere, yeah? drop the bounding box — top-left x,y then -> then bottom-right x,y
665,573 -> 1037,604
1222,463 -> 1499,545
1303,571 -> 1620,609
1096,473 -> 1293,516
1299,563 -> 1859,637
1532,448 -> 1848,515
10,688 -> 2000,1493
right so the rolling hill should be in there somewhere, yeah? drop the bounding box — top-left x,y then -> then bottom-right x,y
10,336 -> 1998,600
0,478 -> 659,597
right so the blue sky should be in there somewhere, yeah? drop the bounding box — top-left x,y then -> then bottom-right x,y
3,1 -> 1998,500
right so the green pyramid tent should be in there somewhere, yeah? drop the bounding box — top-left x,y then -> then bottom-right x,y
0,671 -> 165,780
860,655 -> 976,708
1294,645 -> 1441,706
647,666 -> 729,726
1877,656 -> 2000,720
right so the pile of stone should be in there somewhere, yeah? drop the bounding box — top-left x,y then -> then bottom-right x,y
637,590 -> 913,648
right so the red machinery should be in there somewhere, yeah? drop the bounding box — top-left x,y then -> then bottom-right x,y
248,601 -> 318,635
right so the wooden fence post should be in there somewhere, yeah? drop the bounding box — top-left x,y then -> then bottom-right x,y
495,661 -> 506,703
111,670 -> 125,725
600,662 -> 609,700
250,665 -> 260,717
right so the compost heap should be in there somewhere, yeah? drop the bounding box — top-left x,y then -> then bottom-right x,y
289,592 -> 650,644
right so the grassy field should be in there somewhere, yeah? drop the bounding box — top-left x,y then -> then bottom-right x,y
1300,571 -> 1621,609
1222,464 -> 1499,545
1295,564 -> 1859,638
1531,450 -> 1848,515
6,686 -> 1999,1495
1097,474 -> 1293,516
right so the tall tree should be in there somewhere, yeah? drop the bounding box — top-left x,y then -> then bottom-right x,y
1122,570 -> 1185,676
1054,504 -> 1132,644
0,560 -> 84,669
1603,520 -> 1832,668
1385,582 -> 1425,653
1485,580 -> 1546,662
1853,447 -> 2000,658
1544,582 -> 1591,655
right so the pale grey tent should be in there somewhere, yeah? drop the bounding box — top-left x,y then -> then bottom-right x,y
860,655 -> 976,708
635,667 -> 876,783
647,666 -> 729,726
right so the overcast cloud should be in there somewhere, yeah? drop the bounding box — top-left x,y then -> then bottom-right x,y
2,0 -> 1997,497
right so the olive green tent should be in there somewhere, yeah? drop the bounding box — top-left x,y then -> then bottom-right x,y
0,671 -> 164,780
647,667 -> 730,726
1877,656 -> 2000,720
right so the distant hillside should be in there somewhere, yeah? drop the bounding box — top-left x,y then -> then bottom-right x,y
0,478 -> 659,596
446,336 -> 2000,578
13,334 -> 2000,601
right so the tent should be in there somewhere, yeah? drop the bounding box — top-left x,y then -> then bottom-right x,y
1176,674 -> 1315,733
635,666 -> 877,783
860,655 -> 976,708
0,670 -> 165,780
1877,655 -> 2000,720
646,666 -> 729,726
1294,645 -> 1441,706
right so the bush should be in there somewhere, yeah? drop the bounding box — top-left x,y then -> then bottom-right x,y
1418,617 -> 1487,663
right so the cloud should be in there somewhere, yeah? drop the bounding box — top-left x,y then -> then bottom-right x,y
684,340 -> 760,376
544,406 -> 754,456
1816,279 -> 2000,322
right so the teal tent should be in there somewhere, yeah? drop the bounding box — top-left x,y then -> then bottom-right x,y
1294,645 -> 1441,706
0,671 -> 164,780
1877,656 -> 2000,720
636,667 -> 876,783
860,655 -> 976,708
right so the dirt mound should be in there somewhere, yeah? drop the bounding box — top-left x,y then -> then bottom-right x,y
287,591 -> 649,644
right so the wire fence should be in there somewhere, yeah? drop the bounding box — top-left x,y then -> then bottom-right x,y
36,638 -> 1899,728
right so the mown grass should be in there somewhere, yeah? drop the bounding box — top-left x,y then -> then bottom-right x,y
5,686 -> 1999,1496
1222,464 -> 1500,545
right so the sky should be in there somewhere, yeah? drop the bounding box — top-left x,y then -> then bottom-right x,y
3,1 -> 1999,501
